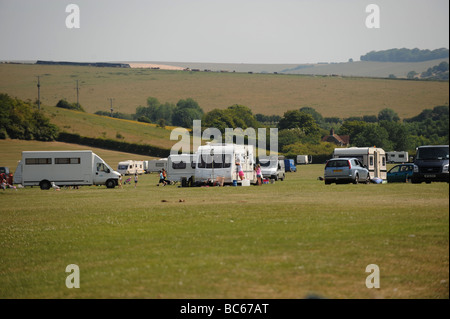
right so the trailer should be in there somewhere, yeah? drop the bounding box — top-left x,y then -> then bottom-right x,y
386,151 -> 409,163
117,160 -> 145,175
144,158 -> 168,174
194,143 -> 256,185
297,155 -> 312,165
13,150 -> 120,189
333,147 -> 387,180
166,154 -> 196,184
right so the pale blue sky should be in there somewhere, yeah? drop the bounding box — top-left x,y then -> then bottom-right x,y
0,0 -> 448,63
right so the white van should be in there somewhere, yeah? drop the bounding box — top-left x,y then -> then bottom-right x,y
259,155 -> 286,181
386,151 -> 409,163
117,160 -> 145,175
194,143 -> 256,185
333,147 -> 387,180
167,154 -> 196,184
13,150 -> 120,189
297,155 -> 312,165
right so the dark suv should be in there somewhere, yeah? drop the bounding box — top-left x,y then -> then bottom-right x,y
411,145 -> 449,184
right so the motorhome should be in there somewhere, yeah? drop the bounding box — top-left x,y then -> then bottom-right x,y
333,147 -> 387,180
194,143 -> 256,185
386,151 -> 409,163
13,150 -> 120,189
144,158 -> 168,174
259,155 -> 285,181
297,155 -> 312,165
117,160 -> 145,175
166,154 -> 196,184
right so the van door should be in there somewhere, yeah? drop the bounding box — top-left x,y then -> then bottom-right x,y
93,159 -> 111,185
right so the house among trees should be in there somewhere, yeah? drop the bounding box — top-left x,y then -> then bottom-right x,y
322,128 -> 350,146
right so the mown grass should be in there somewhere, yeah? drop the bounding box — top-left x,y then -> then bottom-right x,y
0,63 -> 448,119
0,146 -> 448,299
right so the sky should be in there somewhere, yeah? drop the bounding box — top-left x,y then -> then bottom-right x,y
0,0 -> 448,64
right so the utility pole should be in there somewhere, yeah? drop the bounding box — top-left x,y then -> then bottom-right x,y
108,98 -> 114,117
37,76 -> 41,111
76,80 -> 80,109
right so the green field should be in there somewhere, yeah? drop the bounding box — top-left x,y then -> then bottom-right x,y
1,140 -> 448,299
0,63 -> 448,119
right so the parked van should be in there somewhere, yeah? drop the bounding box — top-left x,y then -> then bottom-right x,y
194,143 -> 256,185
145,158 -> 168,174
333,147 -> 386,180
117,160 -> 145,175
297,155 -> 312,165
411,145 -> 449,183
284,159 -> 297,172
259,155 -> 285,181
386,151 -> 409,163
167,154 -> 196,184
13,150 -> 120,189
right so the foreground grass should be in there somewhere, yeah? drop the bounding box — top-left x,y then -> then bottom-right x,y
0,164 -> 448,299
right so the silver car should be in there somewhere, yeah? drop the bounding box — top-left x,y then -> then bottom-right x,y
324,158 -> 370,184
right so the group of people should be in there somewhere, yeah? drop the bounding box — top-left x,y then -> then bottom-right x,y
1,174 -> 16,191
236,162 -> 263,186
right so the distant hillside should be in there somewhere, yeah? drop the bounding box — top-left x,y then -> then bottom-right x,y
360,48 -> 449,62
281,59 -> 450,78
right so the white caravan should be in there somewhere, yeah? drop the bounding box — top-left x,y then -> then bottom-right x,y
166,154 -> 196,183
333,147 -> 387,180
259,155 -> 286,181
297,155 -> 312,165
13,150 -> 120,189
117,160 -> 145,175
145,158 -> 168,174
386,151 -> 409,163
194,143 -> 256,185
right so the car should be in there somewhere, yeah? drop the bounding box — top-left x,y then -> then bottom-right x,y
387,163 -> 414,183
324,158 -> 370,185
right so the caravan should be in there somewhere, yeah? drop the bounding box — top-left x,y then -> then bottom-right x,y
117,160 -> 145,175
167,154 -> 196,184
194,143 -> 256,185
145,158 -> 168,174
333,147 -> 387,180
386,151 -> 409,163
13,150 -> 120,189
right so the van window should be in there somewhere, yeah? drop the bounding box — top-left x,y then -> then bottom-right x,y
55,157 -> 80,164
25,158 -> 52,165
97,163 -> 109,173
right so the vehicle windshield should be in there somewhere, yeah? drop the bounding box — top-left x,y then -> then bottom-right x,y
259,160 -> 277,168
416,147 -> 449,160
326,160 -> 349,168
118,165 -> 128,170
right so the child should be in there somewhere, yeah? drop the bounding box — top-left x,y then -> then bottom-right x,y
157,170 -> 166,186
134,173 -> 138,188
236,162 -> 245,180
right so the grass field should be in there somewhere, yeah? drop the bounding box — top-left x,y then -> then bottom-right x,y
0,63 -> 448,119
0,140 -> 448,299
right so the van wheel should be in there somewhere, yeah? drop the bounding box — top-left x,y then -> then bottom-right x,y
105,179 -> 116,189
40,180 -> 51,190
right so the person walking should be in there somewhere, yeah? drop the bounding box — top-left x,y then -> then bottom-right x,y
255,164 -> 262,186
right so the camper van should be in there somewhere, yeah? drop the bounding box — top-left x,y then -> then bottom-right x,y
386,151 -> 409,163
259,155 -> 286,181
145,158 -> 168,174
13,150 -> 120,189
117,160 -> 145,175
297,155 -> 312,165
333,147 -> 387,180
194,143 -> 256,185
166,154 -> 196,184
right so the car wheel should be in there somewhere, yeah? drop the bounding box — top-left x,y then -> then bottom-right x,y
353,174 -> 359,184
365,174 -> 370,184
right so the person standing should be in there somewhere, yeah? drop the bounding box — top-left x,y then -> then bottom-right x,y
134,172 -> 138,188
236,162 -> 245,180
255,164 -> 262,186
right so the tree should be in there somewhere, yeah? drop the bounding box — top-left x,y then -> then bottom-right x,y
277,110 -> 320,135
351,124 -> 393,150
172,98 -> 204,128
378,108 -> 400,122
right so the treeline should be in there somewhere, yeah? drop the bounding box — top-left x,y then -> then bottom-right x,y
360,48 -> 449,62
0,93 -> 59,141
